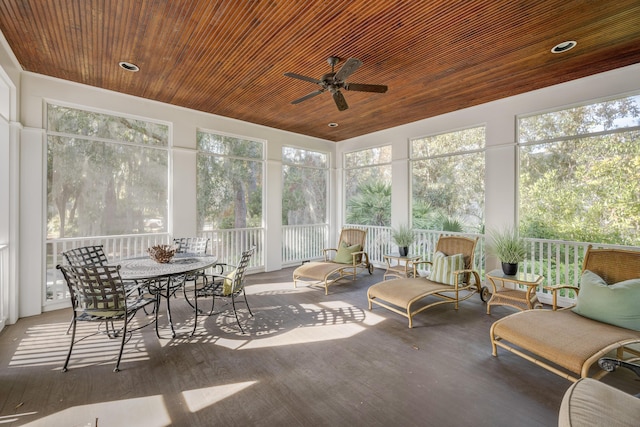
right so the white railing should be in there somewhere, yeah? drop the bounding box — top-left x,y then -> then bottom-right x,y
282,224 -> 329,266
46,233 -> 171,304
43,228 -> 640,309
345,225 -> 485,271
47,229 -> 265,305
199,227 -> 264,269
520,238 -> 640,306
0,244 -> 8,331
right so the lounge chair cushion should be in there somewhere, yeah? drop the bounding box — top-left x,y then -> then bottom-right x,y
334,242 -> 361,264
559,378 -> 640,427
572,270 -> 640,331
492,309 -> 640,375
429,251 -> 464,285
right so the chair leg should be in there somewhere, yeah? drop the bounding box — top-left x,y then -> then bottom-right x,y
62,314 -> 77,372
155,293 -> 162,339
191,277 -> 199,337
231,295 -> 245,334
243,289 -> 253,317
208,293 -> 216,316
114,317 -> 127,372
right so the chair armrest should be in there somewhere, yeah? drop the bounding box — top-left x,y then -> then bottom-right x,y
452,268 -> 481,290
543,285 -> 580,310
411,260 -> 433,277
204,263 -> 235,279
322,248 -> 338,261
350,250 -> 367,265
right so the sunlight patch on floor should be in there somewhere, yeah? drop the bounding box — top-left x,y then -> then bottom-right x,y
246,281 -> 314,295
21,395 -> 171,427
361,310 -> 388,325
8,321 -> 149,370
211,336 -> 248,350
182,381 -> 257,412
239,322 -> 365,349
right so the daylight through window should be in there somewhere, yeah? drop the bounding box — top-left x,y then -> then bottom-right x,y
410,126 -> 485,232
518,94 -> 640,245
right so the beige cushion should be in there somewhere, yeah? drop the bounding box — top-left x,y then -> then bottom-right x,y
493,310 -> 640,375
368,278 -> 456,308
294,261 -> 345,281
559,378 -> 640,426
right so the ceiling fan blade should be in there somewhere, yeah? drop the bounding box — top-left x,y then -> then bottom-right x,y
284,72 -> 321,84
291,90 -> 324,104
333,58 -> 362,82
344,83 -> 388,93
333,91 -> 349,111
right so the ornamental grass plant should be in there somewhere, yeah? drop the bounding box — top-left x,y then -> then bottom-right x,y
488,226 -> 527,264
391,224 -> 415,247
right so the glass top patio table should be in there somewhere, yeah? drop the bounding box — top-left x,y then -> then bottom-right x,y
115,253 -> 217,281
112,253 -> 217,338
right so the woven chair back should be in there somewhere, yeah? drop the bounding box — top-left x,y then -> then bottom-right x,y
228,246 -> 255,294
435,235 -> 478,284
338,228 -> 367,263
59,264 -> 127,315
582,245 -> 640,285
174,237 -> 209,254
62,245 -> 109,267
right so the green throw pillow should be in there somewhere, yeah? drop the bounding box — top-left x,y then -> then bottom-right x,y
429,251 -> 465,285
334,242 -> 361,264
572,270 -> 640,331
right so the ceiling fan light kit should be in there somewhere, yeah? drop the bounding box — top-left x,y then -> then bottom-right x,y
284,57 -> 388,111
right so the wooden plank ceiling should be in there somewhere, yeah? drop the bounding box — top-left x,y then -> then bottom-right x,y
1,1 -> 639,142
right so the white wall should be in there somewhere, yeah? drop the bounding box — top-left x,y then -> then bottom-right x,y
0,31 -> 21,327
336,63 -> 640,267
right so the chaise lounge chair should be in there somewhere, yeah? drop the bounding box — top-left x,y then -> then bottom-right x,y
367,235 -> 483,328
292,228 -> 373,294
490,245 -> 640,382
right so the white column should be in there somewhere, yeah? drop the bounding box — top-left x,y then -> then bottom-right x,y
19,127 -> 45,317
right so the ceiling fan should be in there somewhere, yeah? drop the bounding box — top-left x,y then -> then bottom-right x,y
284,57 -> 388,111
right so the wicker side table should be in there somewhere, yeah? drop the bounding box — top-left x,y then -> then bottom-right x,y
486,269 -> 544,314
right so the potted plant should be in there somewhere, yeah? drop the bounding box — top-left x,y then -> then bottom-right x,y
391,224 -> 415,256
488,226 -> 527,275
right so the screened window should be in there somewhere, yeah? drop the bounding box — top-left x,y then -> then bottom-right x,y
344,145 -> 392,226
410,126 -> 485,232
197,131 -> 264,231
518,94 -> 640,245
46,104 -> 169,238
282,146 -> 328,225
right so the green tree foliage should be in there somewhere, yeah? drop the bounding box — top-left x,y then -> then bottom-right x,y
519,95 -> 640,245
47,105 -> 168,238
344,146 -> 392,227
345,181 -> 391,226
197,132 -> 263,231
282,147 -> 327,225
411,127 -> 485,232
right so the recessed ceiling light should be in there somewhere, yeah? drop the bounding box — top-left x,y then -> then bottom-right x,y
551,41 -> 577,54
328,122 -> 338,127
119,61 -> 140,72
